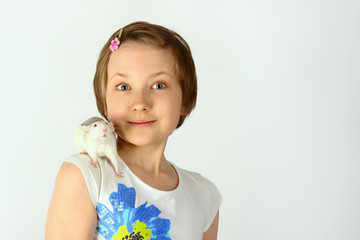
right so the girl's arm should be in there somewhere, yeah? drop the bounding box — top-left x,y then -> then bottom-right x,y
203,211 -> 220,240
46,162 -> 97,240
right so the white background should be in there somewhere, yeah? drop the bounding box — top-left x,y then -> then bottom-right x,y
1,0 -> 359,239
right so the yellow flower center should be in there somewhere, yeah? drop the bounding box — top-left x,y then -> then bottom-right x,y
112,220 -> 152,240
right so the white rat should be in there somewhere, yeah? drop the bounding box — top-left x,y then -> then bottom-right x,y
74,117 -> 123,178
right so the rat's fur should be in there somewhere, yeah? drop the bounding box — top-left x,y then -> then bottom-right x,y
74,117 -> 122,178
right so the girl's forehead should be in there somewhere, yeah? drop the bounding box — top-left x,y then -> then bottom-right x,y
107,42 -> 175,75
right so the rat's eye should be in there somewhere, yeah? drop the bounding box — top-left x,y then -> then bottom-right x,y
94,124 -> 97,127
117,83 -> 130,91
152,82 -> 166,89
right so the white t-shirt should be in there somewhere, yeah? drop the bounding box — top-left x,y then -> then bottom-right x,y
66,154 -> 222,240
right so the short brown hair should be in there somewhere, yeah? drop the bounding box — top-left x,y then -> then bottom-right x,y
93,21 -> 197,128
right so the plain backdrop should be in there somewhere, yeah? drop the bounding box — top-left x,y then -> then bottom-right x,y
1,0 -> 359,239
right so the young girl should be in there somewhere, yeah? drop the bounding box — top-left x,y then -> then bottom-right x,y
46,21 -> 222,240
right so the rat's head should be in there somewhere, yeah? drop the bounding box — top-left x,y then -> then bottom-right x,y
93,21 -> 197,129
81,117 -> 115,140
88,121 -> 109,140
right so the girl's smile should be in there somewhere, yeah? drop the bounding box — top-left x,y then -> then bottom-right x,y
128,120 -> 157,128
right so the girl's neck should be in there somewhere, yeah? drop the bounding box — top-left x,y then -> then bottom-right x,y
117,139 -> 169,177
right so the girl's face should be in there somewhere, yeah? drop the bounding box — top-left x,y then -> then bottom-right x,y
105,43 -> 183,148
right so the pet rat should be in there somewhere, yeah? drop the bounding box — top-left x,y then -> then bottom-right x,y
74,117 -> 123,178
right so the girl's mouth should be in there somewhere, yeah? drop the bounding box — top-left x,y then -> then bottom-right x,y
128,120 -> 156,128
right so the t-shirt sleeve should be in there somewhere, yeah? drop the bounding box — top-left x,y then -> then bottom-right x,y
203,177 -> 223,232
65,154 -> 101,207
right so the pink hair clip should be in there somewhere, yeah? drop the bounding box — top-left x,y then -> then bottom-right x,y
109,29 -> 123,52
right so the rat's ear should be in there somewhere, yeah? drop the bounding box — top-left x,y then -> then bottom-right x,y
82,125 -> 90,134
108,122 -> 115,132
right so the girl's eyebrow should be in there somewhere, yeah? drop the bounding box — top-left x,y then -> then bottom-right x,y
109,72 -> 128,80
150,71 -> 173,78
109,71 -> 173,80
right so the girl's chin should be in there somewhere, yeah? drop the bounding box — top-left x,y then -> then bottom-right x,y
118,136 -> 167,148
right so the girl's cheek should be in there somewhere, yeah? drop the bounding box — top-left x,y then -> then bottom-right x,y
108,108 -> 125,122
108,103 -> 129,124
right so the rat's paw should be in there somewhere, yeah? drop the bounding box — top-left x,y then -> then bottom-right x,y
89,160 -> 98,168
80,152 -> 88,155
115,171 -> 124,179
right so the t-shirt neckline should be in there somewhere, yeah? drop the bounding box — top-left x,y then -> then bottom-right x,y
117,156 -> 182,195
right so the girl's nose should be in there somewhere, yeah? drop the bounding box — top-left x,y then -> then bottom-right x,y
132,91 -> 150,112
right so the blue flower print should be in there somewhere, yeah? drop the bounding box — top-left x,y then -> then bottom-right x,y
96,183 -> 171,240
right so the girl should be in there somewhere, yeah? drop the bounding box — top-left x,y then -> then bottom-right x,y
46,21 -> 222,240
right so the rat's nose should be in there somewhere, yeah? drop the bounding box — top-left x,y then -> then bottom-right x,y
103,127 -> 107,133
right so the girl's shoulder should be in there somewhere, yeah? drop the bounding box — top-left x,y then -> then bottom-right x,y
174,164 -> 222,198
174,164 -> 223,231
46,156 -> 97,239
64,153 -> 102,206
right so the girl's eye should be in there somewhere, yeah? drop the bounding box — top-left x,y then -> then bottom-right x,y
152,82 -> 166,89
117,84 -> 130,91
